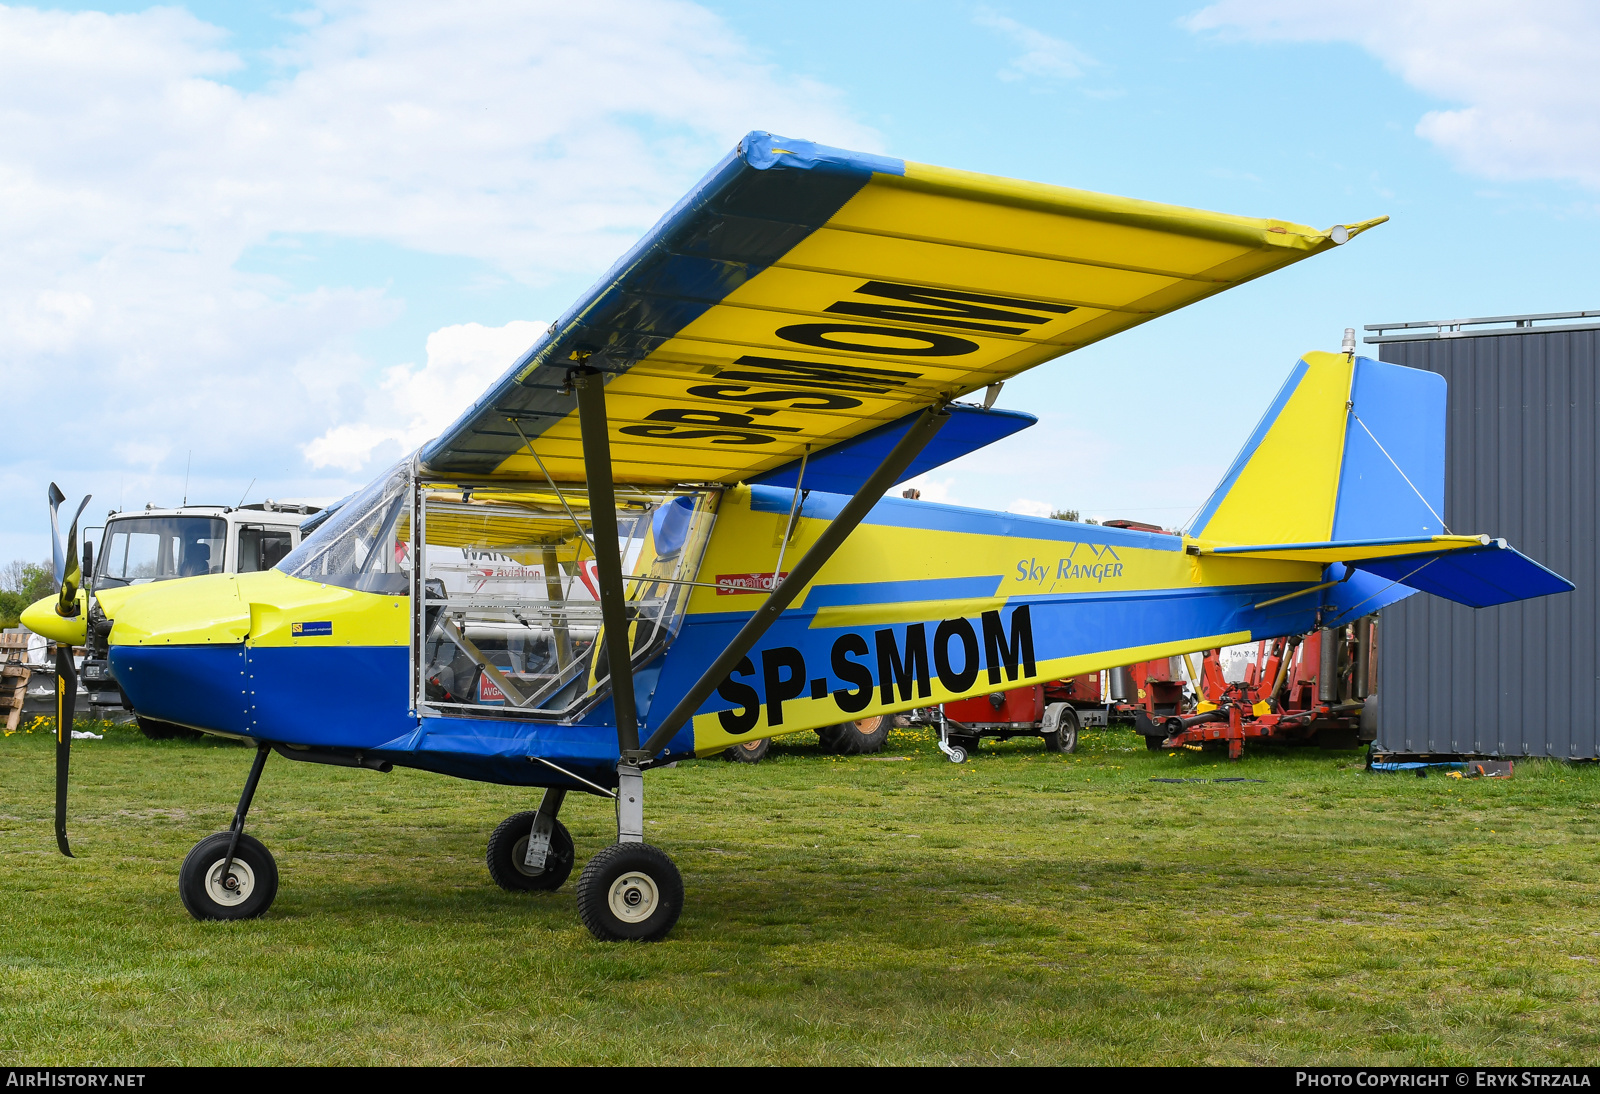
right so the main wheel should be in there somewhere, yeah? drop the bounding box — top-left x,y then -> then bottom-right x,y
178,831 -> 279,921
817,714 -> 891,755
486,810 -> 575,892
1043,704 -> 1080,753
576,843 -> 684,942
722,737 -> 770,763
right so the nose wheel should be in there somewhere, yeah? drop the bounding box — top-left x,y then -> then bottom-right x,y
179,831 -> 279,920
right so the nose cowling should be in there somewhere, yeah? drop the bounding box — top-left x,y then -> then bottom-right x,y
107,573 -> 256,734
106,570 -> 412,742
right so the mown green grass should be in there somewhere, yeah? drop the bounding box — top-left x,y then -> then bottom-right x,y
2,720 -> 1598,1065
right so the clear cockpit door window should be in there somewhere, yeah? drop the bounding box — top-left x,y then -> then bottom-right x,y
416,484 -> 717,722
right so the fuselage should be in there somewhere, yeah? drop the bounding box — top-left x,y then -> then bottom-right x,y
101,482 -> 1407,788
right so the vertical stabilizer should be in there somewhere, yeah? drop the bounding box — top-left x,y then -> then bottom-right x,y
1189,353 -> 1446,546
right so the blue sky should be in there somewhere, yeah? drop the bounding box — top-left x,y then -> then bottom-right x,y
2,0 -> 1596,560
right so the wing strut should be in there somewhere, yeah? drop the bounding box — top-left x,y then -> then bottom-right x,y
571,367 -> 642,756
637,401 -> 952,759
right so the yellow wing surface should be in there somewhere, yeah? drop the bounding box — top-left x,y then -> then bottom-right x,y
420,133 -> 1383,486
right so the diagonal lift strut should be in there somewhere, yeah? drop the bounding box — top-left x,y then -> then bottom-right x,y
571,363 -> 951,777
638,403 -> 951,759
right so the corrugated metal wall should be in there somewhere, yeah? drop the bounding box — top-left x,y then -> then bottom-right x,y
1375,329 -> 1598,757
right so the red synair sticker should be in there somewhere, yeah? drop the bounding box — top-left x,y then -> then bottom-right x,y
715,572 -> 788,595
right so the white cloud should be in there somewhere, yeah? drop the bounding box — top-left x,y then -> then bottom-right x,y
0,1 -> 875,552
1187,0 -> 1600,188
304,319 -> 547,470
973,6 -> 1095,82
1006,498 -> 1056,518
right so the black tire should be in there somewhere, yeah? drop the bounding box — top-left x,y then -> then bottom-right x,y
1043,704 -> 1080,753
949,733 -> 980,753
1144,733 -> 1165,751
817,714 -> 891,755
138,717 -> 201,741
576,842 -> 684,942
179,831 -> 278,921
486,811 -> 575,892
722,737 -> 770,763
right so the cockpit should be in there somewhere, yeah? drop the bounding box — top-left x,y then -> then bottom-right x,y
275,461 -> 718,723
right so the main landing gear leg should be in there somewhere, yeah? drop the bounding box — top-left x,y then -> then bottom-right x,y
576,761 -> 684,942
487,787 -> 575,892
179,743 -> 279,921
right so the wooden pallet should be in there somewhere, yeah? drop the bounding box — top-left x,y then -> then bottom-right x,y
0,633 -> 32,733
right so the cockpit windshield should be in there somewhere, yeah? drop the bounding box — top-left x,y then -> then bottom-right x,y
276,462 -> 411,594
96,516 -> 226,588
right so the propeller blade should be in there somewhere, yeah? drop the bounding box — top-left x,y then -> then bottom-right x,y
55,644 -> 76,857
48,483 -> 66,586
56,493 -> 92,617
47,483 -> 90,858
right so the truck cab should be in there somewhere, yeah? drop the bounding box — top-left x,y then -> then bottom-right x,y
82,501 -> 319,724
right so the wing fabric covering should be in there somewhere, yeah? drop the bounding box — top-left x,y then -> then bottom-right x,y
420,132 -> 1379,486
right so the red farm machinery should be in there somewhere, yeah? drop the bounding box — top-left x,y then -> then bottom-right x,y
934,616 -> 1380,762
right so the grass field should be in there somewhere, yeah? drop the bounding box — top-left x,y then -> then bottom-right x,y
2,718 -> 1598,1066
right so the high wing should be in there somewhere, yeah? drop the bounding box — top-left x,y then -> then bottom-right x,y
420,131 -> 1383,486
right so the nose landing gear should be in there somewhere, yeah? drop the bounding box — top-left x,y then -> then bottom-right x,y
179,743 -> 278,921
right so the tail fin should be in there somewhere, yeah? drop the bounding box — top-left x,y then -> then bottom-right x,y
1189,351 -> 1573,610
1188,351 -> 1445,547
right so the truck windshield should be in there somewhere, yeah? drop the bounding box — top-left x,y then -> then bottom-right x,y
97,516 -> 227,588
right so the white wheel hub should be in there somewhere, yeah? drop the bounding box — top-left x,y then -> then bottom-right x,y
204,857 -> 255,906
607,870 -> 660,923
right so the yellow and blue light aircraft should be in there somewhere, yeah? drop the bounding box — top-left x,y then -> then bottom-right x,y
25,133 -> 1572,941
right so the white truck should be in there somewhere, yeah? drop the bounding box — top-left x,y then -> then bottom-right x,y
80,501 -> 319,732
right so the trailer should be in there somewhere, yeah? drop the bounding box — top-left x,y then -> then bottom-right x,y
933,655 -> 1197,763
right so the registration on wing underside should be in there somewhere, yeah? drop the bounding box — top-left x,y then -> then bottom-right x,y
418,131 -> 1378,486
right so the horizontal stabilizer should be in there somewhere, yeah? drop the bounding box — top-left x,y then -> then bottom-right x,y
749,404 -> 1034,494
1351,541 -> 1574,609
1203,534 -> 1490,564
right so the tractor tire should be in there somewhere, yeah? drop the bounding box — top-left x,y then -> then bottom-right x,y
817,715 -> 891,755
722,737 -> 770,763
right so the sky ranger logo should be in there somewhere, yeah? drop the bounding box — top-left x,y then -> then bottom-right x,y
1017,543 -> 1125,586
715,606 -> 1036,733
